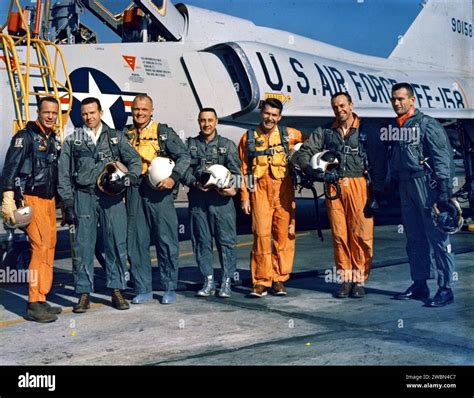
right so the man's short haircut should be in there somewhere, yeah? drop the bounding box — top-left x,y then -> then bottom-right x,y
81,97 -> 102,112
38,96 -> 59,111
391,82 -> 414,97
261,98 -> 283,113
331,91 -> 352,103
133,94 -> 154,106
199,107 -> 218,118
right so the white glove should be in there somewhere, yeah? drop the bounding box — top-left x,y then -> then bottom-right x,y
2,191 -> 17,225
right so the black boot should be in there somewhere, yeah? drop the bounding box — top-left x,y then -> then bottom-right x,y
350,283 -> 365,298
426,288 -> 454,307
40,302 -> 63,314
335,282 -> 353,298
25,302 -> 58,323
394,281 -> 429,300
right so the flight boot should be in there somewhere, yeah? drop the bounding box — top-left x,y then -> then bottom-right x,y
25,302 -> 58,323
394,281 -> 430,301
272,281 -> 287,296
162,290 -> 176,304
335,282 -> 353,298
426,287 -> 454,307
350,283 -> 365,298
132,292 -> 153,304
249,284 -> 268,298
73,293 -> 91,313
196,275 -> 216,297
111,289 -> 130,310
218,277 -> 232,298
40,302 -> 63,314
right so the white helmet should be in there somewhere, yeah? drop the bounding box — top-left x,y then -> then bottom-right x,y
287,142 -> 303,161
199,164 -> 232,189
293,143 -> 303,152
4,205 -> 33,230
310,150 -> 339,172
147,157 -> 175,189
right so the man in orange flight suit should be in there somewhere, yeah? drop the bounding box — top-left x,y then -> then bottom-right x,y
1,97 -> 62,322
292,92 -> 387,298
239,98 -> 303,297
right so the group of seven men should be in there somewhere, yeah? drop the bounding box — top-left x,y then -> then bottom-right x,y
1,82 -> 456,323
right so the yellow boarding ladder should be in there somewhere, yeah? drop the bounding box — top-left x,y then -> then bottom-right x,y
0,0 -> 72,141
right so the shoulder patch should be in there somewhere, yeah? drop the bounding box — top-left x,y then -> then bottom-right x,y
14,137 -> 24,148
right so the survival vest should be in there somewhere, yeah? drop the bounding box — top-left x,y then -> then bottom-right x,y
127,121 -> 171,175
246,126 -> 290,179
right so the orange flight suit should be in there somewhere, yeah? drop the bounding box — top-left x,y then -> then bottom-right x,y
326,116 -> 373,283
239,125 -> 303,287
326,177 -> 373,283
23,194 -> 57,303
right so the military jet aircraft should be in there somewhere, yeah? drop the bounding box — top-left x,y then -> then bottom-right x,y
1,0 -> 473,211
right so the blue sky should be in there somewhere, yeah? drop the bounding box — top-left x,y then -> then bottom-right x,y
0,0 -> 422,57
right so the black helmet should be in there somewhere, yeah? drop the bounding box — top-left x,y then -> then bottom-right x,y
97,161 -> 129,196
432,198 -> 463,234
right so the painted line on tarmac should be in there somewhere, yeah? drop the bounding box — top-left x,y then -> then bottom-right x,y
0,232 -> 311,329
173,232 -> 310,258
0,303 -> 104,328
54,232 -> 311,258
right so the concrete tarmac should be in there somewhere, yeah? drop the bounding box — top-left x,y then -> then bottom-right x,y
1,223 -> 473,366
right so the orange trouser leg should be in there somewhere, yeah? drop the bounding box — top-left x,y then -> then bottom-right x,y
271,176 -> 296,282
344,177 -> 373,282
250,174 -> 296,286
24,194 -> 57,303
250,175 -> 273,287
326,177 -> 373,283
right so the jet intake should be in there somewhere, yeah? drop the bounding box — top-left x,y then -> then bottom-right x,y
182,43 -> 259,119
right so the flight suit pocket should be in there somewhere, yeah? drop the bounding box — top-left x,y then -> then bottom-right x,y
400,143 -> 423,174
74,157 -> 100,186
271,152 -> 287,167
